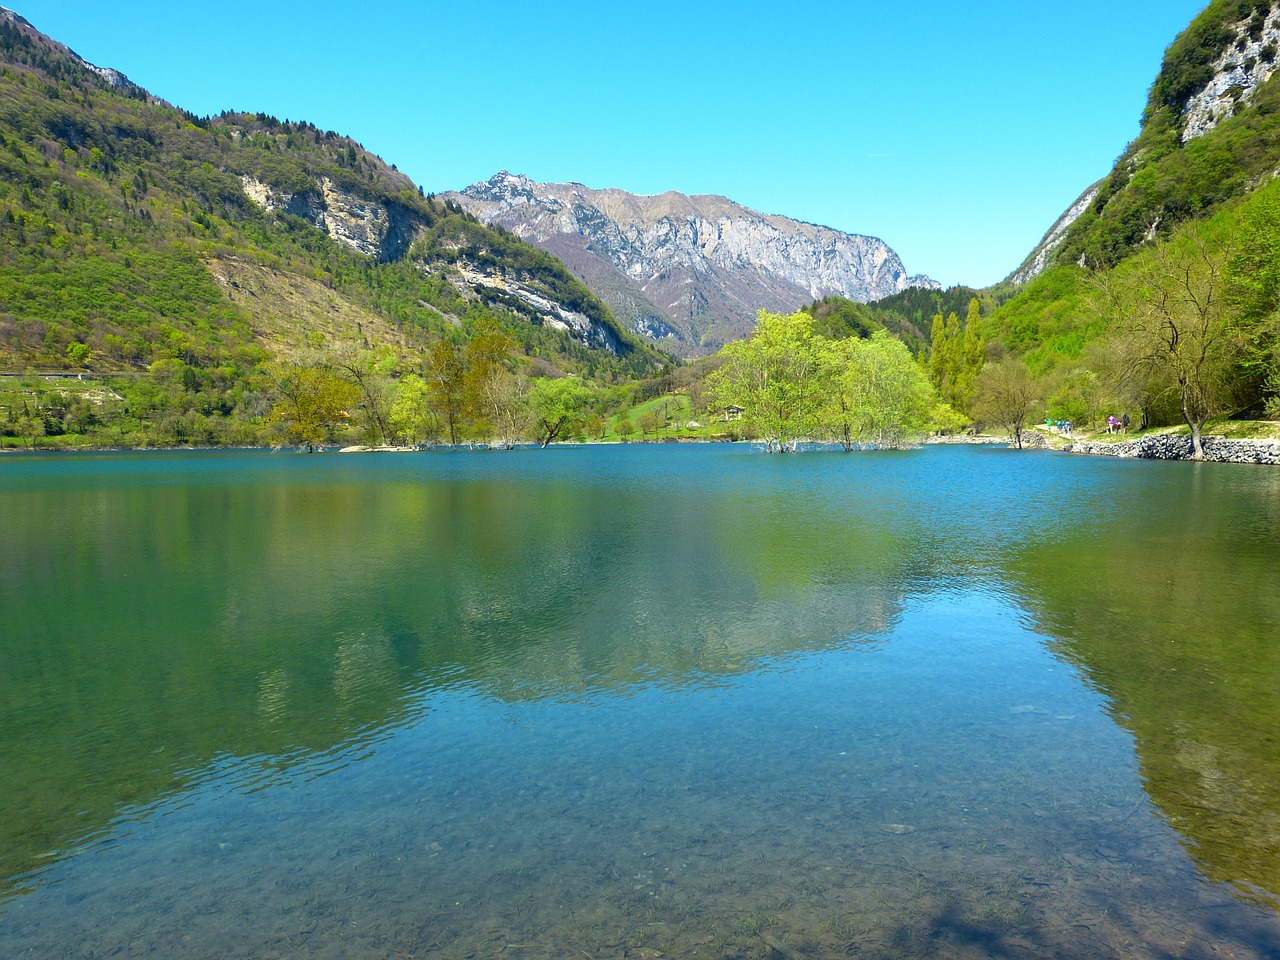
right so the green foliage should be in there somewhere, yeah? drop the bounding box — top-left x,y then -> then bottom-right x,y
708,310 -> 830,453
924,298 -> 987,411
990,168 -> 1280,441
801,286 -> 982,356
267,359 -> 359,450
1096,222 -> 1256,456
985,266 -> 1099,371
708,311 -> 937,452
387,373 -> 437,445
825,331 -> 934,449
529,376 -> 595,447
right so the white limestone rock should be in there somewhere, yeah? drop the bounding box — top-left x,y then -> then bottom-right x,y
1182,15 -> 1280,142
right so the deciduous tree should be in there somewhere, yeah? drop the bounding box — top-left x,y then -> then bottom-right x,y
973,357 -> 1040,449
529,377 -> 595,447
426,339 -> 466,448
838,331 -> 935,448
268,358 -> 359,452
708,310 -> 830,453
1097,230 -> 1247,458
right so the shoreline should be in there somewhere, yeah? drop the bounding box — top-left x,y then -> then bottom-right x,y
1061,433 -> 1280,465
5,433 -> 1280,465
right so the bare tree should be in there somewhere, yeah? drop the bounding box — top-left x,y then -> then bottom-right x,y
973,357 -> 1041,449
1095,232 -> 1247,459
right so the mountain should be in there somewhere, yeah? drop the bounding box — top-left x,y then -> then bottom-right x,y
0,7 -> 660,385
1010,0 -> 1280,284
444,172 -> 939,356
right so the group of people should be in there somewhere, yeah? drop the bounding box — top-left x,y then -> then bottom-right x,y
1105,413 -> 1131,434
1044,413 -> 1130,436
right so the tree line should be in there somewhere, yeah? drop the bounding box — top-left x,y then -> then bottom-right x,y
266,319 -> 600,451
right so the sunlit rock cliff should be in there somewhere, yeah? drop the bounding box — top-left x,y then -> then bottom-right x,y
445,172 -> 939,354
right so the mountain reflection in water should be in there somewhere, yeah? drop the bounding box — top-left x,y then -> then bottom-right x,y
1,445 -> 1277,958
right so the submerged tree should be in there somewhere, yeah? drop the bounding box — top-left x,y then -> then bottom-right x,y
824,331 -> 933,449
846,331 -> 935,448
388,373 -> 439,446
463,319 -> 528,448
529,377 -> 595,447
425,339 -> 467,448
267,358 -> 359,452
708,310 -> 830,452
332,345 -> 395,446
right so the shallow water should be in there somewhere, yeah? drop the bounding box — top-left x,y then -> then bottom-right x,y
1,444 -> 1278,958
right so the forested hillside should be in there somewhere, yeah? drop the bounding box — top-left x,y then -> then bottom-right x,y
972,0 -> 1280,454
1056,0 -> 1280,269
0,8 -> 664,448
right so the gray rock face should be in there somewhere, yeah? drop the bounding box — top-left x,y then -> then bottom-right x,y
444,172 -> 938,355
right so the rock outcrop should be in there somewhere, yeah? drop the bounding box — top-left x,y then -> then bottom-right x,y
240,175 -> 416,262
1182,13 -> 1280,142
444,172 -> 938,355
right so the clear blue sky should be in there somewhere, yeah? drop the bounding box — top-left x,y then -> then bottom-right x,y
16,1 -> 1209,288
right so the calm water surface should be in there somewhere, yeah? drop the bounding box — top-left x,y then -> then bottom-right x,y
1,444 -> 1278,959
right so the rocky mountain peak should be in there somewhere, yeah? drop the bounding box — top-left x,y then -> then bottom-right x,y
445,174 -> 938,355
468,170 -> 560,207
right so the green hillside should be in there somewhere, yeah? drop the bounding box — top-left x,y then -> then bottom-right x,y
973,1 -> 1280,451
802,285 -> 983,355
1054,1 -> 1280,269
0,10 -> 665,447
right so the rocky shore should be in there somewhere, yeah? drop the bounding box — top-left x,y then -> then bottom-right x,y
1063,434 -> 1280,464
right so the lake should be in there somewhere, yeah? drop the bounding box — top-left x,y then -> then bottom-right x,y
1,444 -> 1278,959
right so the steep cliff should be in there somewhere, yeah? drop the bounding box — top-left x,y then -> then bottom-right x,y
445,172 -> 938,355
1010,0 -> 1280,284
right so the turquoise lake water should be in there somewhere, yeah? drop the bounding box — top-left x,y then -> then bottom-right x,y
1,444 -> 1278,958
